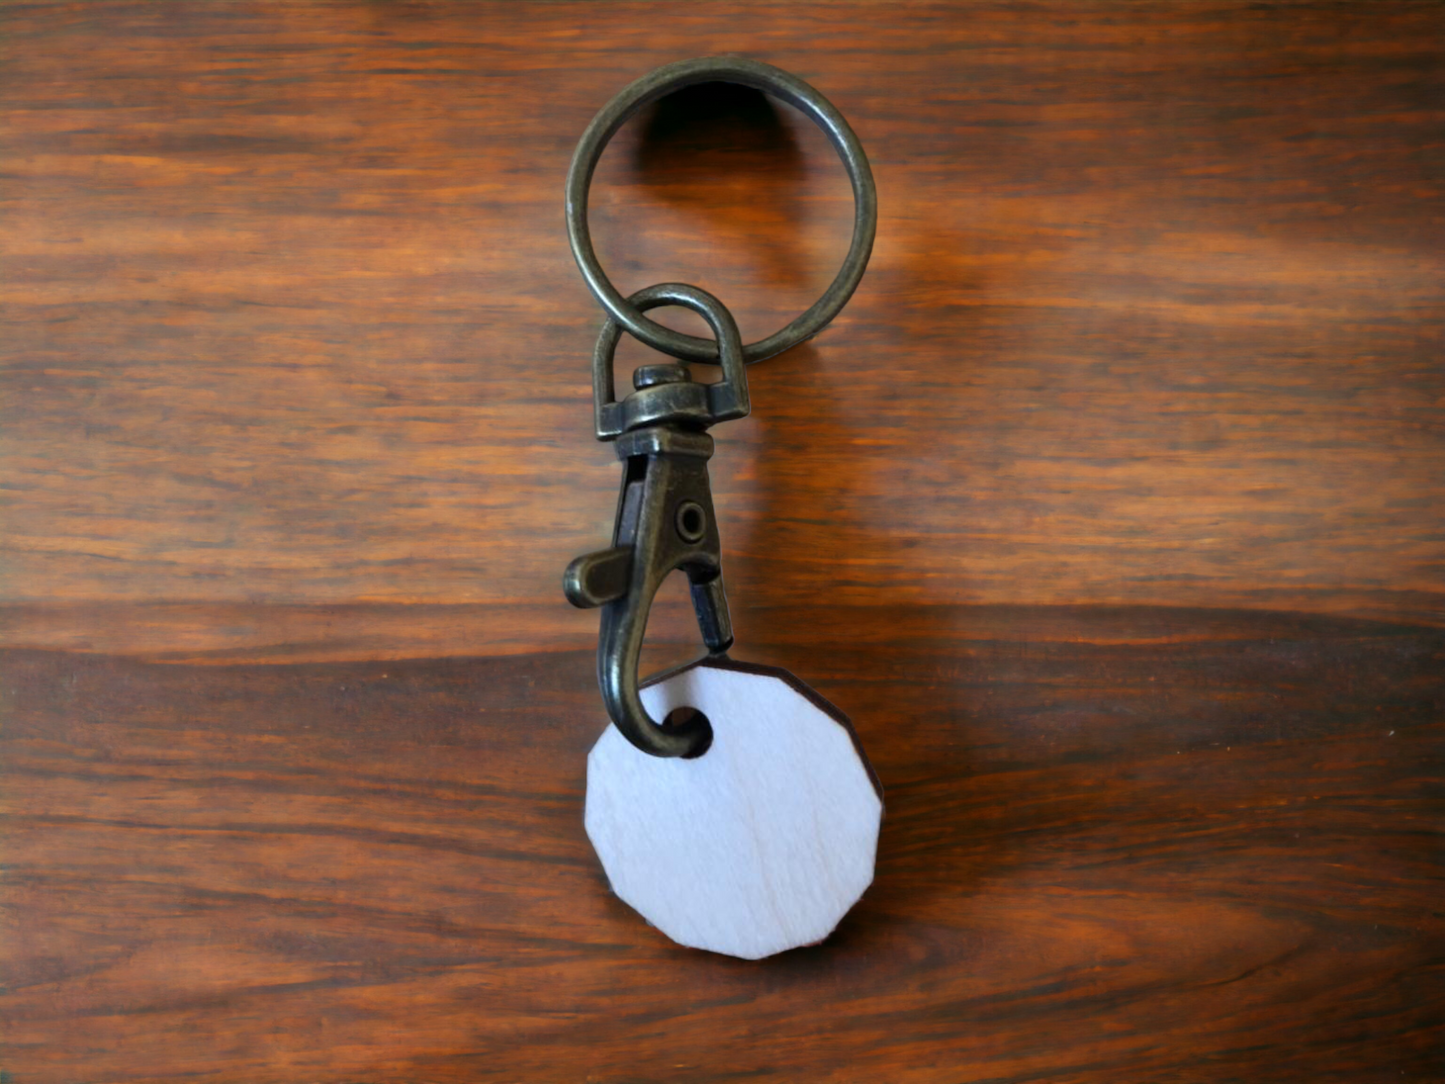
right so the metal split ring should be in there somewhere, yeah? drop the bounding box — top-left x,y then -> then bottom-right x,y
565,56 -> 877,364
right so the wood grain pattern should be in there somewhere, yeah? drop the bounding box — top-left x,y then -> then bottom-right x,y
2,1 -> 1443,648
3,606 -> 1442,1082
3,3 -> 1443,1080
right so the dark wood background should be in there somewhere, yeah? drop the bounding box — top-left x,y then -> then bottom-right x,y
1,2 -> 1441,1081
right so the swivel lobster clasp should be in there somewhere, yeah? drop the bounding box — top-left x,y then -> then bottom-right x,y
563,283 -> 750,758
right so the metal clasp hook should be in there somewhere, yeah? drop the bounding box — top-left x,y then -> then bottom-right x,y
563,283 -> 750,758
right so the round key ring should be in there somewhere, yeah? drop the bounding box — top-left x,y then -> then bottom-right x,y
565,56 -> 878,364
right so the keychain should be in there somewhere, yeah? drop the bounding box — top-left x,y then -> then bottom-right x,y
563,57 -> 881,960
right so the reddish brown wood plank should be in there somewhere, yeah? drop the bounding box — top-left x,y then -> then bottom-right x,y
2,605 -> 1441,1082
2,1 -> 1442,649
2,4 -> 1442,1080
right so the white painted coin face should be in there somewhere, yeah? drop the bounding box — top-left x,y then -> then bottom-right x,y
585,658 -> 883,960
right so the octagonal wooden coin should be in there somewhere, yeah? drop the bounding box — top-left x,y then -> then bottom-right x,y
585,657 -> 883,960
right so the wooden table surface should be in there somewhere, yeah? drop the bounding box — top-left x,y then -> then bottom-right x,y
2,3 -> 1442,1081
